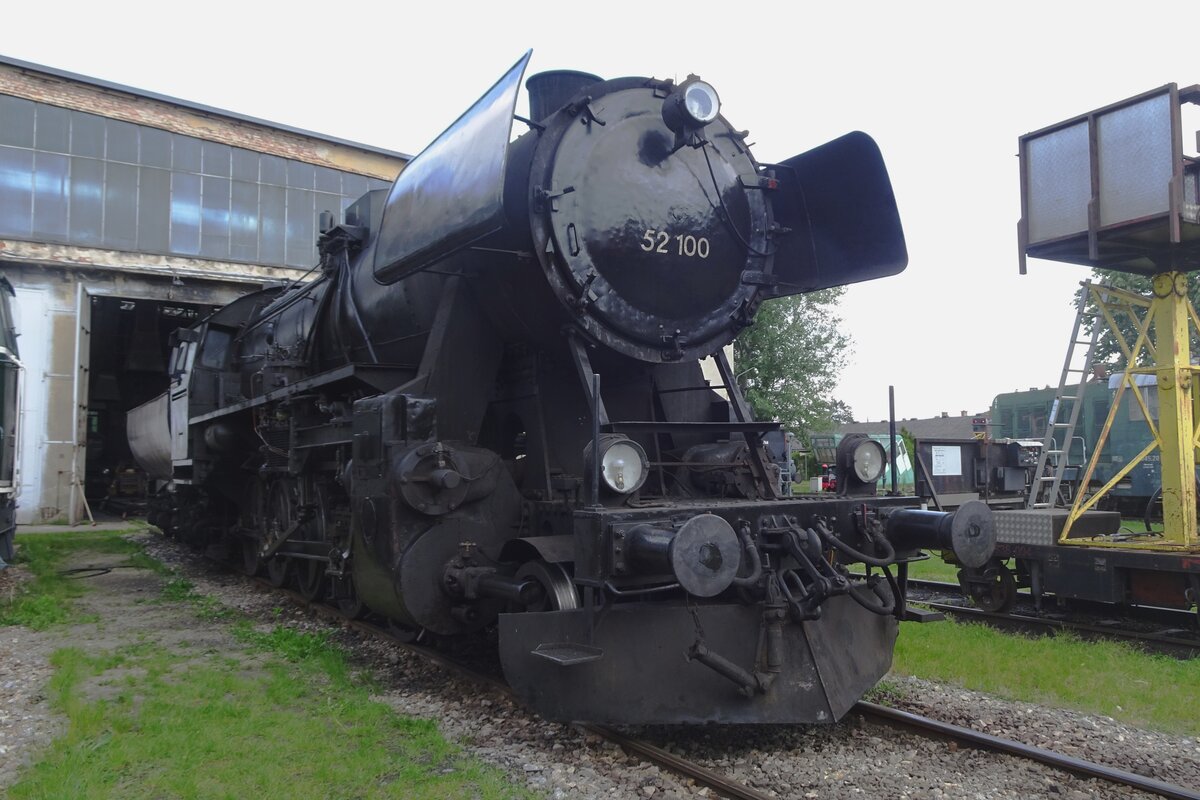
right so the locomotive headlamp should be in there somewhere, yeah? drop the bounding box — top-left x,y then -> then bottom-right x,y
835,434 -> 887,496
852,439 -> 886,484
682,80 -> 720,125
586,434 -> 650,495
661,76 -> 722,144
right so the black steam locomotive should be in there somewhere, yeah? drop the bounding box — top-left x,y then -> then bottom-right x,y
129,53 -> 994,724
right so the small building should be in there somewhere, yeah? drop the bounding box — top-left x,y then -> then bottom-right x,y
0,56 -> 408,523
836,410 -> 990,443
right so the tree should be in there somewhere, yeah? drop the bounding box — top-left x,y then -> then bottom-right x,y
899,426 -> 916,469
733,287 -> 853,439
1077,269 -> 1200,369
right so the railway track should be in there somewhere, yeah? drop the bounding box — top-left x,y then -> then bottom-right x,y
901,577 -> 1200,657
256,578 -> 778,800
252,573 -> 1200,800
855,702 -> 1200,800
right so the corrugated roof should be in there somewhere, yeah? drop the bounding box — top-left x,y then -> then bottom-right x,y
837,413 -> 987,441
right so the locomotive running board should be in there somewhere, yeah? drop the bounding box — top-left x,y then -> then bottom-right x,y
531,642 -> 604,666
499,595 -> 896,724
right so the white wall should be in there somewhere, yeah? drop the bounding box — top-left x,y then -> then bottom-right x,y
11,287 -> 49,524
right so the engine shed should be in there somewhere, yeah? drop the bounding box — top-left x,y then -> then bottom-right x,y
0,56 -> 408,524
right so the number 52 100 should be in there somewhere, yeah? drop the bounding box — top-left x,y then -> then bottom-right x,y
640,229 -> 710,259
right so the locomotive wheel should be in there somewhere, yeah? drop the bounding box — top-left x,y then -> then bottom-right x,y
238,478 -> 270,576
240,537 -> 262,577
297,484 -> 333,602
334,575 -> 366,619
958,561 -> 1016,613
515,560 -> 579,612
266,556 -> 291,588
387,619 -> 424,643
297,560 -> 324,601
265,479 -> 298,589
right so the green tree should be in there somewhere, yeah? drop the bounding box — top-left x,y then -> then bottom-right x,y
1077,269 -> 1200,369
734,288 -> 853,439
899,426 -> 916,468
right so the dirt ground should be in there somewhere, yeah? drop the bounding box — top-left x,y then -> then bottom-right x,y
0,547 -> 259,790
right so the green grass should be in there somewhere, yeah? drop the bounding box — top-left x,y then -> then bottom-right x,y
901,553 -> 962,583
4,530 -> 529,799
232,621 -> 355,688
893,617 -> 1200,735
0,529 -> 157,629
157,576 -> 234,621
896,546 -> 1200,734
9,640 -> 525,799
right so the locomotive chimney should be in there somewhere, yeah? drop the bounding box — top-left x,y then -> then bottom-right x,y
526,70 -> 603,121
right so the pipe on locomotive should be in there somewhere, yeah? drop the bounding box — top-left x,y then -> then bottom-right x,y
879,499 -> 995,569
624,514 -> 742,597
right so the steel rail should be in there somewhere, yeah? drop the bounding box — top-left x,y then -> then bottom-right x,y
904,576 -> 1200,629
576,725 -> 776,800
255,579 -> 775,800
892,575 -> 1200,654
855,701 -> 1200,800
252,575 -> 1189,798
920,600 -> 1200,655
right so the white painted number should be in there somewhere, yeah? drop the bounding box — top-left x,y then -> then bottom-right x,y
639,229 -> 709,259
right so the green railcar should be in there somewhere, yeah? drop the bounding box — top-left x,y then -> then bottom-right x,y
990,377 -> 1167,516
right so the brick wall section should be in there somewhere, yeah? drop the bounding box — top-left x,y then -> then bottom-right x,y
0,64 -> 405,181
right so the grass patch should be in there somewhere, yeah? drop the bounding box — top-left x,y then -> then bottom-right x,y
156,575 -> 235,621
901,553 -> 962,583
233,621 -> 354,687
0,529 -> 155,629
893,617 -> 1200,735
5,528 -> 526,799
10,626 -> 525,799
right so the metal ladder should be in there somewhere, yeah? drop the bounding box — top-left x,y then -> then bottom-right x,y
1027,281 -> 1104,509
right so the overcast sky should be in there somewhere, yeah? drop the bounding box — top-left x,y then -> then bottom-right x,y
5,1 -> 1195,422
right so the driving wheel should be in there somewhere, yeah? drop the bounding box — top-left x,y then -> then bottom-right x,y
265,479 -> 297,589
297,483 -> 332,602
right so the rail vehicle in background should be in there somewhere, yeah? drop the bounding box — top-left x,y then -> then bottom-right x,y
128,52 -> 995,724
950,83 -> 1200,616
989,377 -> 1182,516
913,436 -> 1045,511
912,374 -> 1180,516
0,277 -> 18,566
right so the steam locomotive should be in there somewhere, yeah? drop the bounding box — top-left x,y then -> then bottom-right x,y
129,52 -> 994,724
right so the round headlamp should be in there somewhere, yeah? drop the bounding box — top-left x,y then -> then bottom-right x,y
661,76 -> 722,136
682,80 -> 720,125
852,439 -> 887,484
586,435 -> 650,495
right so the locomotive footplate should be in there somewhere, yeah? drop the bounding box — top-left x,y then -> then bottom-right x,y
498,594 -> 895,724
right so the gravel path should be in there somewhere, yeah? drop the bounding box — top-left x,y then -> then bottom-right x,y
3,532 -> 1198,798
0,565 -> 61,790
